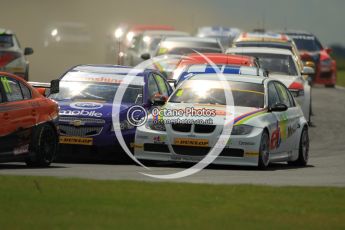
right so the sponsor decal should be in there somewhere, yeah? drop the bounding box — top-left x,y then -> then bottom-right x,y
244,152 -> 259,157
60,110 -> 103,118
174,138 -> 208,147
271,121 -> 281,150
59,136 -> 93,145
239,141 -> 255,146
153,136 -> 166,144
70,102 -> 103,110
133,144 -> 143,149
13,144 -> 29,155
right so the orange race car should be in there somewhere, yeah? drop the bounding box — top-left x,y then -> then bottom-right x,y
0,72 -> 59,166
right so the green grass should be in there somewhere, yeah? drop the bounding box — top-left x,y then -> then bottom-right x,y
0,175 -> 344,230
337,70 -> 345,87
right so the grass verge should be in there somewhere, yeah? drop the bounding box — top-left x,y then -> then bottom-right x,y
0,175 -> 344,230
337,70 -> 345,87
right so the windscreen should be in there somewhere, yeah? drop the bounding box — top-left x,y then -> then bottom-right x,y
158,41 -> 222,55
169,80 -> 264,108
290,35 -> 323,52
234,52 -> 298,76
0,35 -> 14,48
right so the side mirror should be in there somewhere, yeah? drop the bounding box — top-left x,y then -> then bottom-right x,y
301,66 -> 315,75
269,103 -> 288,112
50,79 -> 60,94
141,53 -> 151,60
152,94 -> 167,106
325,47 -> 332,54
24,47 -> 34,56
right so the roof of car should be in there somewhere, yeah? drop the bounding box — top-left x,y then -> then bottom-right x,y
279,30 -> 314,36
0,28 -> 13,35
235,32 -> 289,43
71,65 -> 146,77
226,47 -> 293,56
162,36 -> 219,43
142,30 -> 189,36
189,73 -> 267,84
181,53 -> 255,66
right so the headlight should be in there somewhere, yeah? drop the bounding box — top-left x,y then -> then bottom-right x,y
231,125 -> 253,135
146,119 -> 166,131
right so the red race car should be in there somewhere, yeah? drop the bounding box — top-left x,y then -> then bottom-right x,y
0,72 -> 59,166
169,53 -> 259,80
284,31 -> 337,87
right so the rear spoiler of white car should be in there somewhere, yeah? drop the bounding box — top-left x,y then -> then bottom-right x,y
28,80 -> 59,96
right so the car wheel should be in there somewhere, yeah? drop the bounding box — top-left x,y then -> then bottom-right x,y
26,123 -> 58,167
258,131 -> 270,170
288,127 -> 309,166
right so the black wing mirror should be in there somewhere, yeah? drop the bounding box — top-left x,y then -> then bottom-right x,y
269,103 -> 288,112
141,53 -> 151,60
50,79 -> 60,94
24,47 -> 34,56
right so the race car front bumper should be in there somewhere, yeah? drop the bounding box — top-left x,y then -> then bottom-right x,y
134,125 -> 263,167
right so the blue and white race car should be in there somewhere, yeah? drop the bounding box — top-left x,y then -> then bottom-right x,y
134,73 -> 309,169
49,65 -> 173,149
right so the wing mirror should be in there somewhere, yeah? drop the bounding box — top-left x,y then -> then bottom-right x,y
141,53 -> 151,60
269,103 -> 288,112
152,94 -> 168,106
301,66 -> 315,75
50,79 -> 60,94
24,47 -> 34,56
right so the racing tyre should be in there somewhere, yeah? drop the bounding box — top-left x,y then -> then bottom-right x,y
258,131 -> 270,170
26,123 -> 58,167
288,127 -> 309,166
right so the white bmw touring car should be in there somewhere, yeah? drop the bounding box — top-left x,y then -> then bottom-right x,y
134,73 -> 309,169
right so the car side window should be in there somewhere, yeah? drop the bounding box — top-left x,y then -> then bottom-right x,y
0,86 -> 3,103
154,74 -> 169,97
148,74 -> 160,99
19,82 -> 31,100
268,82 -> 281,108
0,76 -> 24,102
286,89 -> 296,107
274,82 -> 292,107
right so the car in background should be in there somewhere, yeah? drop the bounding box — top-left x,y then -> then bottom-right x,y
282,31 -> 337,87
0,72 -> 59,166
0,28 -> 34,80
196,26 -> 241,49
124,30 -> 189,66
227,47 -> 313,122
172,53 -> 259,78
146,37 -> 223,59
49,65 -> 173,149
174,64 -> 266,85
134,73 -> 309,169
231,32 -> 304,73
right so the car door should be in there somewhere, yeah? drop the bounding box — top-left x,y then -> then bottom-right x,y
274,81 -> 301,155
0,76 -> 32,154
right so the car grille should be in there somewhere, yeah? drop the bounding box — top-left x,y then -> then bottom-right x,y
144,144 -> 170,153
172,145 -> 210,156
194,125 -> 216,133
320,71 -> 332,79
219,148 -> 244,157
59,116 -> 105,124
171,123 -> 192,132
59,125 -> 103,137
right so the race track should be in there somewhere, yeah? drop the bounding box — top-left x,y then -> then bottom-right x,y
1,86 -> 345,186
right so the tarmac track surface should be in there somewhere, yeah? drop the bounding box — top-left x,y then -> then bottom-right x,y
1,86 -> 345,186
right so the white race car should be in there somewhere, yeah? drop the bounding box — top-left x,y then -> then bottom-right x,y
134,73 -> 309,169
226,47 -> 314,122
0,28 -> 34,80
